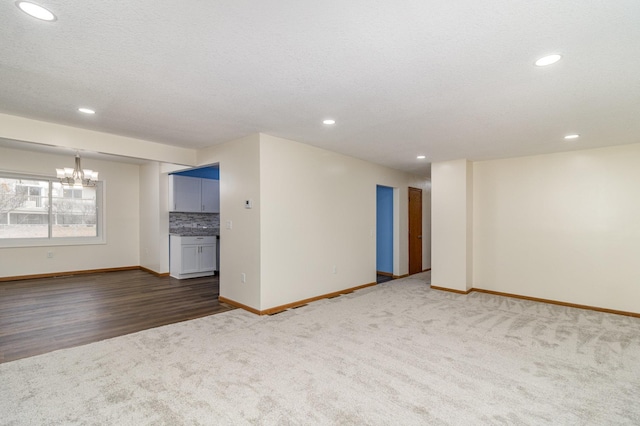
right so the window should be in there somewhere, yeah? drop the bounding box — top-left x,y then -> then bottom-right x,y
62,188 -> 83,199
0,173 -> 104,246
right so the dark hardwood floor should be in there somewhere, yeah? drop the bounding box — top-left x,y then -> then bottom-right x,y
376,274 -> 394,284
0,270 -> 234,364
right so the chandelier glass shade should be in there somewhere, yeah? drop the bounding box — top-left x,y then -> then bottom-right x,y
55,154 -> 98,187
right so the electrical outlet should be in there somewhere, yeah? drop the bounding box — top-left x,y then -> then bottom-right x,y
47,251 -> 53,258
332,265 -> 337,274
226,220 -> 233,230
241,273 -> 246,283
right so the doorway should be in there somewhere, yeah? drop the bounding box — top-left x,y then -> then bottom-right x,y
376,185 -> 394,282
408,187 -> 422,275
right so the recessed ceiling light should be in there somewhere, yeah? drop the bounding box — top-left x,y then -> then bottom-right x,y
78,107 -> 96,114
323,119 -> 335,125
564,134 -> 580,140
535,54 -> 562,67
16,1 -> 56,21
417,155 -> 426,159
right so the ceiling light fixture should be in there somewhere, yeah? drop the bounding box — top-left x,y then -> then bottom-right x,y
15,1 -> 56,21
535,54 -> 562,67
78,107 -> 96,114
417,155 -> 426,159
323,119 -> 336,125
564,134 -> 580,140
56,154 -> 99,187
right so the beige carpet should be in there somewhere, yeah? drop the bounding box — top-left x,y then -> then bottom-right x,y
2,272 -> 640,425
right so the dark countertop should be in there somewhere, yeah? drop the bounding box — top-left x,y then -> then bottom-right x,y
170,228 -> 219,237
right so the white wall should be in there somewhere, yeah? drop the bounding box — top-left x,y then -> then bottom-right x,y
431,159 -> 473,292
0,122 -> 433,312
197,133 -> 429,311
423,183 -> 432,270
158,168 -> 171,273
259,134 -> 422,310
0,147 -> 140,277
197,134 -> 262,310
138,162 -> 173,275
0,112 -> 192,277
473,143 -> 640,313
0,113 -> 196,165
139,162 -> 162,272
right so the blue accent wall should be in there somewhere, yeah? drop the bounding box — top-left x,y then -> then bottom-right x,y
376,185 -> 394,274
173,166 -> 219,180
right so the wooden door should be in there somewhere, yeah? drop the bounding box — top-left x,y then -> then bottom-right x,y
408,187 -> 422,275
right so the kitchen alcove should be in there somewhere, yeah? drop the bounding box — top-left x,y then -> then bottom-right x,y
169,165 -> 220,278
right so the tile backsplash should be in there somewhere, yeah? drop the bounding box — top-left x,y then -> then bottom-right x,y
170,212 -> 219,235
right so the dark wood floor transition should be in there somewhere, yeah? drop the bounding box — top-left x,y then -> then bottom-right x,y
0,270 -> 234,364
376,274 -> 395,284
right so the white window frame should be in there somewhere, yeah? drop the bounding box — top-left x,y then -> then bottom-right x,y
0,171 -> 106,248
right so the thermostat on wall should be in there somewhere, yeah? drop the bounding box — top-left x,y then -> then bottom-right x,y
245,199 -> 253,209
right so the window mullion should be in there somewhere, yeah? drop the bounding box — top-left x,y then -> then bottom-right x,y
48,180 -> 53,239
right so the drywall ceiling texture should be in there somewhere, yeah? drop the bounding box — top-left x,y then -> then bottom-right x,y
2,1 -> 640,176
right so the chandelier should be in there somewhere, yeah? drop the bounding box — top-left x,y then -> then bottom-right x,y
55,154 -> 99,187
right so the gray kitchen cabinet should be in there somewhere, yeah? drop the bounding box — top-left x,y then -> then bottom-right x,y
201,178 -> 220,213
170,235 -> 216,279
169,175 -> 219,213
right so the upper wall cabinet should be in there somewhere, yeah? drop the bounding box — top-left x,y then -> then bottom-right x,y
201,178 -> 220,213
170,175 -> 200,212
169,175 -> 219,213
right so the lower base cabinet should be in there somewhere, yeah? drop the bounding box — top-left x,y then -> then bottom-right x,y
170,235 -> 216,279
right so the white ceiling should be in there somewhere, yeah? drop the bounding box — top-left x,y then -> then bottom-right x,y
2,0 -> 639,176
